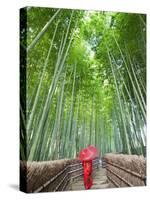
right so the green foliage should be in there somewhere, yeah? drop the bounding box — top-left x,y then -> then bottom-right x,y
20,7 -> 146,161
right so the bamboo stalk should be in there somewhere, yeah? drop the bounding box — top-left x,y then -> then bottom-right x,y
112,33 -> 146,121
107,47 -> 131,154
27,9 -> 61,52
27,22 -> 59,135
28,16 -> 75,160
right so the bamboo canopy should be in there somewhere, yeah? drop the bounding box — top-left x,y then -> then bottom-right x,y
20,7 -> 146,162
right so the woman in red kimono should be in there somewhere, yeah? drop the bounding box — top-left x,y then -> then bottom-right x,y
82,160 -> 93,189
79,145 -> 98,190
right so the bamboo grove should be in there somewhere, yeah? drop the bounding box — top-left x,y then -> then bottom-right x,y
20,7 -> 146,161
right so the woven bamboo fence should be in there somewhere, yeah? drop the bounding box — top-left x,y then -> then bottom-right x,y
103,153 -> 146,187
20,158 -> 99,193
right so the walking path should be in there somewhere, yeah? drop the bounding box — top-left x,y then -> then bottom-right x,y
67,167 -> 110,191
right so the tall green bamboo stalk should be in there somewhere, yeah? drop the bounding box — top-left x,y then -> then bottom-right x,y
27,9 -> 61,52
107,47 -> 131,154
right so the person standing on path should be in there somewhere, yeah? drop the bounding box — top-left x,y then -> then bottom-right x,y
79,145 -> 99,189
82,159 -> 93,189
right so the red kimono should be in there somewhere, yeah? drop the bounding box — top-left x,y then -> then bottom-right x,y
82,160 -> 93,189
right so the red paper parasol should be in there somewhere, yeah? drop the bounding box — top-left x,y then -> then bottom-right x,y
79,145 -> 99,161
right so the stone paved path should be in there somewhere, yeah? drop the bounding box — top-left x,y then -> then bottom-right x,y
67,167 -> 110,191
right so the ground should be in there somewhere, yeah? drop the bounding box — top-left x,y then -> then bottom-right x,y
66,167 -> 110,191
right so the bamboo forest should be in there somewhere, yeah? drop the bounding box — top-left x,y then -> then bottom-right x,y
20,7 -> 146,162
